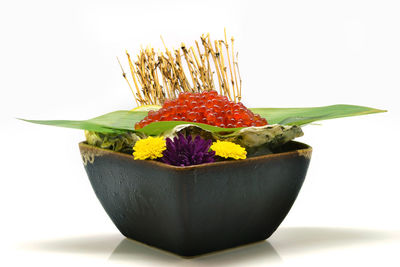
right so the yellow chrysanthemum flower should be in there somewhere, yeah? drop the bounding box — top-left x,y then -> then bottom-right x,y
133,136 -> 166,160
210,140 -> 247,160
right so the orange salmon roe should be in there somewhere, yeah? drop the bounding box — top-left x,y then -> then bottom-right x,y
135,91 -> 268,129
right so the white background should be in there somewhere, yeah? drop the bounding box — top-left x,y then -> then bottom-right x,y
1,0 -> 399,266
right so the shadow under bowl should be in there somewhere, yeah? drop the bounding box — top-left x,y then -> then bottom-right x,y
79,141 -> 312,256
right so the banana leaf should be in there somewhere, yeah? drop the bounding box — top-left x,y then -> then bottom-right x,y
20,104 -> 386,136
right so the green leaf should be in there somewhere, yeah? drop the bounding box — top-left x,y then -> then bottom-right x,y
136,121 -> 242,135
19,111 -> 148,134
19,104 -> 386,135
250,104 -> 386,126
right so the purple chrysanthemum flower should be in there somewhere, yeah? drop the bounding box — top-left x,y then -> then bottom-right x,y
161,134 -> 215,166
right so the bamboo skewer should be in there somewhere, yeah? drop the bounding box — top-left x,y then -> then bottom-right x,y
121,31 -> 242,106
231,37 -> 240,102
234,52 -> 242,101
217,40 -> 231,100
207,36 -> 224,96
224,29 -> 236,102
117,56 -> 139,106
125,52 -> 144,104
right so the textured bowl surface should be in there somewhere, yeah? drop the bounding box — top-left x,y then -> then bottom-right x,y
79,141 -> 312,256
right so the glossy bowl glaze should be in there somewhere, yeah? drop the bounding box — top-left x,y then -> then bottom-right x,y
79,141 -> 312,256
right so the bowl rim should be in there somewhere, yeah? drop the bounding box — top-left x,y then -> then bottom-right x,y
79,141 -> 312,171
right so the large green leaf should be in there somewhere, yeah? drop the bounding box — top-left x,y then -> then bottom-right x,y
19,111 -> 148,133
20,104 -> 386,135
251,104 -> 386,125
135,121 -> 242,135
137,104 -> 385,135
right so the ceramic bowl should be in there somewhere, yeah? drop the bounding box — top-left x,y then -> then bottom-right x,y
79,141 -> 312,256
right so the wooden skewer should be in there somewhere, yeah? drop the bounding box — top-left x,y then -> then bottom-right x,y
207,35 -> 224,96
117,56 -> 139,106
224,28 -> 236,102
231,37 -> 240,102
123,31 -> 241,106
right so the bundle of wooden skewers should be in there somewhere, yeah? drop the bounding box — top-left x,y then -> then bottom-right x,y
118,29 -> 242,106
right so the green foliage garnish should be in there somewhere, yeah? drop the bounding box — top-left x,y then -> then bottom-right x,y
20,105 -> 386,136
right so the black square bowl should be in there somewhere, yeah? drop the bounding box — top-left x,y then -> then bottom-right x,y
79,141 -> 312,256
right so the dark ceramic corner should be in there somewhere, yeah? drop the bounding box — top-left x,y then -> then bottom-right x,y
79,141 -> 312,256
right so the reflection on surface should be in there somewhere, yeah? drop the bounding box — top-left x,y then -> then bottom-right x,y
20,227 -> 399,266
20,233 -> 122,255
270,226 -> 396,254
109,238 -> 281,265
